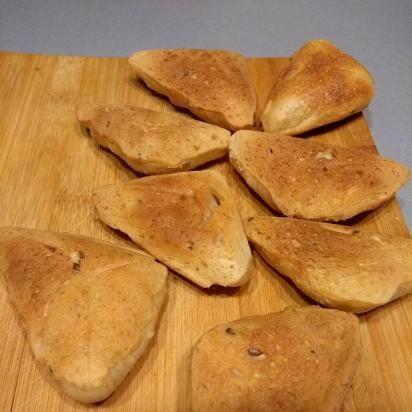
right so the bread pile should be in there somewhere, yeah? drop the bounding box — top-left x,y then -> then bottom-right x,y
0,40 -> 410,409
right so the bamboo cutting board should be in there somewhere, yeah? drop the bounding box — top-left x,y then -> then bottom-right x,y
0,51 -> 411,412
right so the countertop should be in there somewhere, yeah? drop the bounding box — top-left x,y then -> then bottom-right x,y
0,0 -> 410,229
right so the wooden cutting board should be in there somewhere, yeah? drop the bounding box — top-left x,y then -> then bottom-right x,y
0,51 -> 410,412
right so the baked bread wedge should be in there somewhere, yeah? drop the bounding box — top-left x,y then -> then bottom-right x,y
93,170 -> 252,288
245,216 -> 412,313
261,39 -> 374,135
129,49 -> 257,131
75,104 -> 230,175
190,306 -> 360,412
0,227 -> 168,403
229,130 -> 409,221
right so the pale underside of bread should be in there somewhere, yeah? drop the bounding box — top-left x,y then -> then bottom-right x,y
128,49 -> 257,131
245,216 -> 412,313
261,38 -> 374,135
190,306 -> 360,412
75,103 -> 230,175
92,170 -> 252,288
229,130 -> 409,221
0,227 -> 168,403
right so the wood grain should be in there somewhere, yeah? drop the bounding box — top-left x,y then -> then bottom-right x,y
0,51 -> 410,412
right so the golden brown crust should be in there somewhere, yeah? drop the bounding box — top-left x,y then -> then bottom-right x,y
229,130 -> 409,221
190,306 -> 360,412
92,170 -> 252,288
129,49 -> 257,131
0,227 -> 168,403
75,104 -> 230,174
245,216 -> 412,313
261,39 -> 374,134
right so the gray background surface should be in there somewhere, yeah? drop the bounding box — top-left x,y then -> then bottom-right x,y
1,0 -> 410,229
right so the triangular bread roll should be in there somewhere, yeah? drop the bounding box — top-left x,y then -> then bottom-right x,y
229,130 -> 409,221
0,227 -> 168,403
190,306 -> 360,412
92,170 -> 252,288
75,104 -> 230,175
129,49 -> 257,131
245,216 -> 412,313
261,39 -> 374,135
